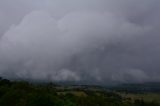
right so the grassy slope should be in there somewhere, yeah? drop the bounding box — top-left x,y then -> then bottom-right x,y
120,93 -> 160,103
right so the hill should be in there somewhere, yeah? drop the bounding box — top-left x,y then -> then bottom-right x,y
0,78 -> 160,106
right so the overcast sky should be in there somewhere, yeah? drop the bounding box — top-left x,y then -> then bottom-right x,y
0,0 -> 160,84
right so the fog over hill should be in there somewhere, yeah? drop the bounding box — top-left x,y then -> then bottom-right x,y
0,0 -> 160,84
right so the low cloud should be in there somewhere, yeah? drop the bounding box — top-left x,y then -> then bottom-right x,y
0,0 -> 160,84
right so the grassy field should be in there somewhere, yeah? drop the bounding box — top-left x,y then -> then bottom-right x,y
120,92 -> 160,103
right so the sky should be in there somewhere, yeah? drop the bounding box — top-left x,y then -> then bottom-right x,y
0,0 -> 160,85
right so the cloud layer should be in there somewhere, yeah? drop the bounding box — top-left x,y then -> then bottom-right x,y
0,0 -> 160,84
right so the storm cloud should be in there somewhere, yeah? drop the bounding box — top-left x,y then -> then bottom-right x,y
0,0 -> 160,84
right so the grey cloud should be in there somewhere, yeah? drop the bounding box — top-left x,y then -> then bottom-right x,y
0,0 -> 160,85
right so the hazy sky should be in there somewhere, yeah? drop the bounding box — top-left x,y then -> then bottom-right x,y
0,0 -> 160,84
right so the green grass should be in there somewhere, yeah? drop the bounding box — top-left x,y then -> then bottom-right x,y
120,92 -> 160,103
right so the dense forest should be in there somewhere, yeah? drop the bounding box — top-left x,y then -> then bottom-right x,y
0,77 -> 160,106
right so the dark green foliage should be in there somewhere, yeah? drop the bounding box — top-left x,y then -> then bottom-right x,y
0,78 -> 159,106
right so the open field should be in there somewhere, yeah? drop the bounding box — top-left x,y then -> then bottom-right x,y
120,93 -> 160,104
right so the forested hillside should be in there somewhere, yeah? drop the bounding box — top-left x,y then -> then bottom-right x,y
0,77 -> 160,106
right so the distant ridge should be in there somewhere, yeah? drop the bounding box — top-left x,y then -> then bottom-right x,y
110,82 -> 160,93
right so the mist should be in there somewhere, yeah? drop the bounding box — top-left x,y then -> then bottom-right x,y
0,0 -> 160,85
